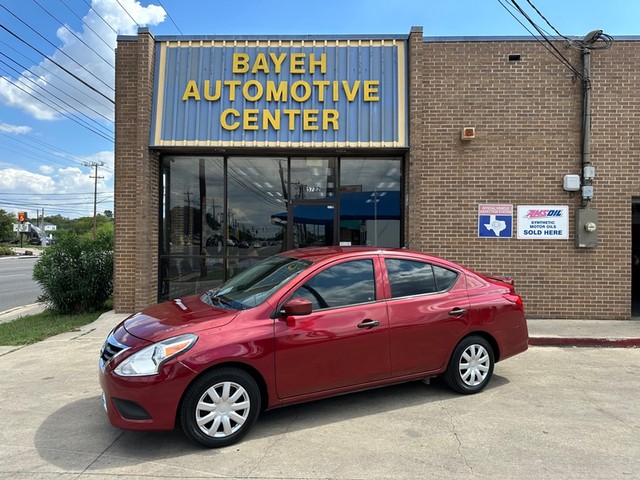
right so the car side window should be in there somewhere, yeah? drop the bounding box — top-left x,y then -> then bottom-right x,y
292,259 -> 376,310
433,264 -> 458,291
385,259 -> 458,298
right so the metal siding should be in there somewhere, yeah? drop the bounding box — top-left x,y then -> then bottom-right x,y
150,39 -> 408,148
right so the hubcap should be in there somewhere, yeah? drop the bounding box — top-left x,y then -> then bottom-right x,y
195,381 -> 251,438
458,344 -> 490,386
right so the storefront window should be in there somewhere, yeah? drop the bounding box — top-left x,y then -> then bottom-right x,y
160,157 -> 224,300
160,155 -> 403,302
340,158 -> 401,247
227,157 -> 288,277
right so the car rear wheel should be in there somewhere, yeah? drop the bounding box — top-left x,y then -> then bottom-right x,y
180,368 -> 261,448
444,336 -> 494,394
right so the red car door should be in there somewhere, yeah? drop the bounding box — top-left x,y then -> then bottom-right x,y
274,257 -> 391,399
383,257 -> 471,376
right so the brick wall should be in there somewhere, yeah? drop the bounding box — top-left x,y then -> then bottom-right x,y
408,31 -> 638,319
114,30 -> 159,313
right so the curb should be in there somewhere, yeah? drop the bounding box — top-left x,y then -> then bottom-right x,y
529,337 -> 640,348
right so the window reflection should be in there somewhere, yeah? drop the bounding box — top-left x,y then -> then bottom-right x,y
160,157 -> 224,300
340,158 -> 401,247
293,260 -> 376,310
159,155 -> 403,302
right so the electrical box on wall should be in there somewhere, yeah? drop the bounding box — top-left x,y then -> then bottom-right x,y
563,174 -> 581,192
575,208 -> 598,248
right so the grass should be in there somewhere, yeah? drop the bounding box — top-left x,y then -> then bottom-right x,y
0,301 -> 112,346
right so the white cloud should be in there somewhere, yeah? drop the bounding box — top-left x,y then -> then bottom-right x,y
0,168 -> 57,194
0,123 -> 32,134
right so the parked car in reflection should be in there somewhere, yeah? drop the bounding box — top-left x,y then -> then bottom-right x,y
99,247 -> 528,448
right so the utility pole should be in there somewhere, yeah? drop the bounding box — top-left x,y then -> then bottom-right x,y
84,161 -> 105,238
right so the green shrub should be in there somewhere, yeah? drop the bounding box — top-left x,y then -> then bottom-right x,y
33,230 -> 113,314
0,246 -> 13,256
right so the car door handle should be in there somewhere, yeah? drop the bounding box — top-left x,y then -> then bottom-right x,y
357,320 -> 380,329
448,308 -> 467,316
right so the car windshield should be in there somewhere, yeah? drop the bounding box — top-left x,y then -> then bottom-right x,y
201,255 -> 312,310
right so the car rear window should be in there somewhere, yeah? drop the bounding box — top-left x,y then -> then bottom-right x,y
385,259 -> 458,298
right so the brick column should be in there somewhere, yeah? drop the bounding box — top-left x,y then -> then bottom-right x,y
114,28 -> 159,313
406,26 -> 424,250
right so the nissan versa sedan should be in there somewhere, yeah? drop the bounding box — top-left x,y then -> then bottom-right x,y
99,247 -> 528,448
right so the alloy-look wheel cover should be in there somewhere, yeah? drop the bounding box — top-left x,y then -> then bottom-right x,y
458,344 -> 490,387
195,381 -> 251,438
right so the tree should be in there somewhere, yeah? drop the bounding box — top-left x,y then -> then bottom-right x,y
0,209 -> 15,243
33,230 -> 113,313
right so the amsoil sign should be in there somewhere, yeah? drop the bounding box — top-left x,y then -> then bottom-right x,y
517,205 -> 568,240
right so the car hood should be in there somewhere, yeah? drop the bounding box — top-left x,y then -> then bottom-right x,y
123,294 -> 238,343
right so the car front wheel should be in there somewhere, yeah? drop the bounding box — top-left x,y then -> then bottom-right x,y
180,368 -> 261,448
444,336 -> 494,394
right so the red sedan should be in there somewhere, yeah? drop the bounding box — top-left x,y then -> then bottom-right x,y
99,247 -> 528,447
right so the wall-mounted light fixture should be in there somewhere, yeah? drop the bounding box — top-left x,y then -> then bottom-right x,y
461,127 -> 475,141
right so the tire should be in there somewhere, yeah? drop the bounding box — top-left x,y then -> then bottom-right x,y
180,368 -> 261,448
444,335 -> 494,394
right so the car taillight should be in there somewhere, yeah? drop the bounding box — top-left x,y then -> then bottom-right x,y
503,293 -> 524,312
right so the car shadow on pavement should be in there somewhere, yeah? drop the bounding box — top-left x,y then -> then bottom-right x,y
35,375 -> 510,471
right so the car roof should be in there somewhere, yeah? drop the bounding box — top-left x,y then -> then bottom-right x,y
278,246 -> 450,265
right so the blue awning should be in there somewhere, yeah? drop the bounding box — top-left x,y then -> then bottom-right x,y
271,191 -> 400,225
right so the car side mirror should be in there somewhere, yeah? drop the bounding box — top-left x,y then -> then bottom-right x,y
280,297 -> 312,326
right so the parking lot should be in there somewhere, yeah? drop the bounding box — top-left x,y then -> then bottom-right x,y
1,312 -> 639,479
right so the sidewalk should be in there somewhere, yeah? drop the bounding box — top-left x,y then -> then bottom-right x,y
1,303 -> 639,347
0,303 -> 48,324
527,318 -> 640,347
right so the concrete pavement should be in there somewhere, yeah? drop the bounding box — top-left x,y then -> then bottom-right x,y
0,310 -> 639,479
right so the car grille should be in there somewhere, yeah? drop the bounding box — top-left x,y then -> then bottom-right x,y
99,332 -> 129,371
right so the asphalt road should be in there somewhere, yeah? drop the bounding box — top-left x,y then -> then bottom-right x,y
0,256 -> 42,312
0,311 -> 639,479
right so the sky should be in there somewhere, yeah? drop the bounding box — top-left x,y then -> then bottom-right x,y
0,0 -> 637,220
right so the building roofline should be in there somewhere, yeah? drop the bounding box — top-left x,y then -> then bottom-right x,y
423,35 -> 640,42
118,29 -> 409,42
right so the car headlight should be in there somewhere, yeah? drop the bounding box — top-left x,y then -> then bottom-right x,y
114,334 -> 197,377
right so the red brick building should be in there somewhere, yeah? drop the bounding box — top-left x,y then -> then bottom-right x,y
114,26 -> 640,320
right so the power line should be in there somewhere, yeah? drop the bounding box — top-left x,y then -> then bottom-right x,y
0,128 -> 113,173
0,5 -> 114,95
80,0 -> 119,36
0,50 -> 113,123
0,22 -> 115,104
0,39 -> 114,119
156,0 -> 184,35
497,0 -> 583,79
32,0 -> 116,69
57,0 -> 116,53
0,60 -> 114,140
114,0 -> 141,29
0,65 -> 114,142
